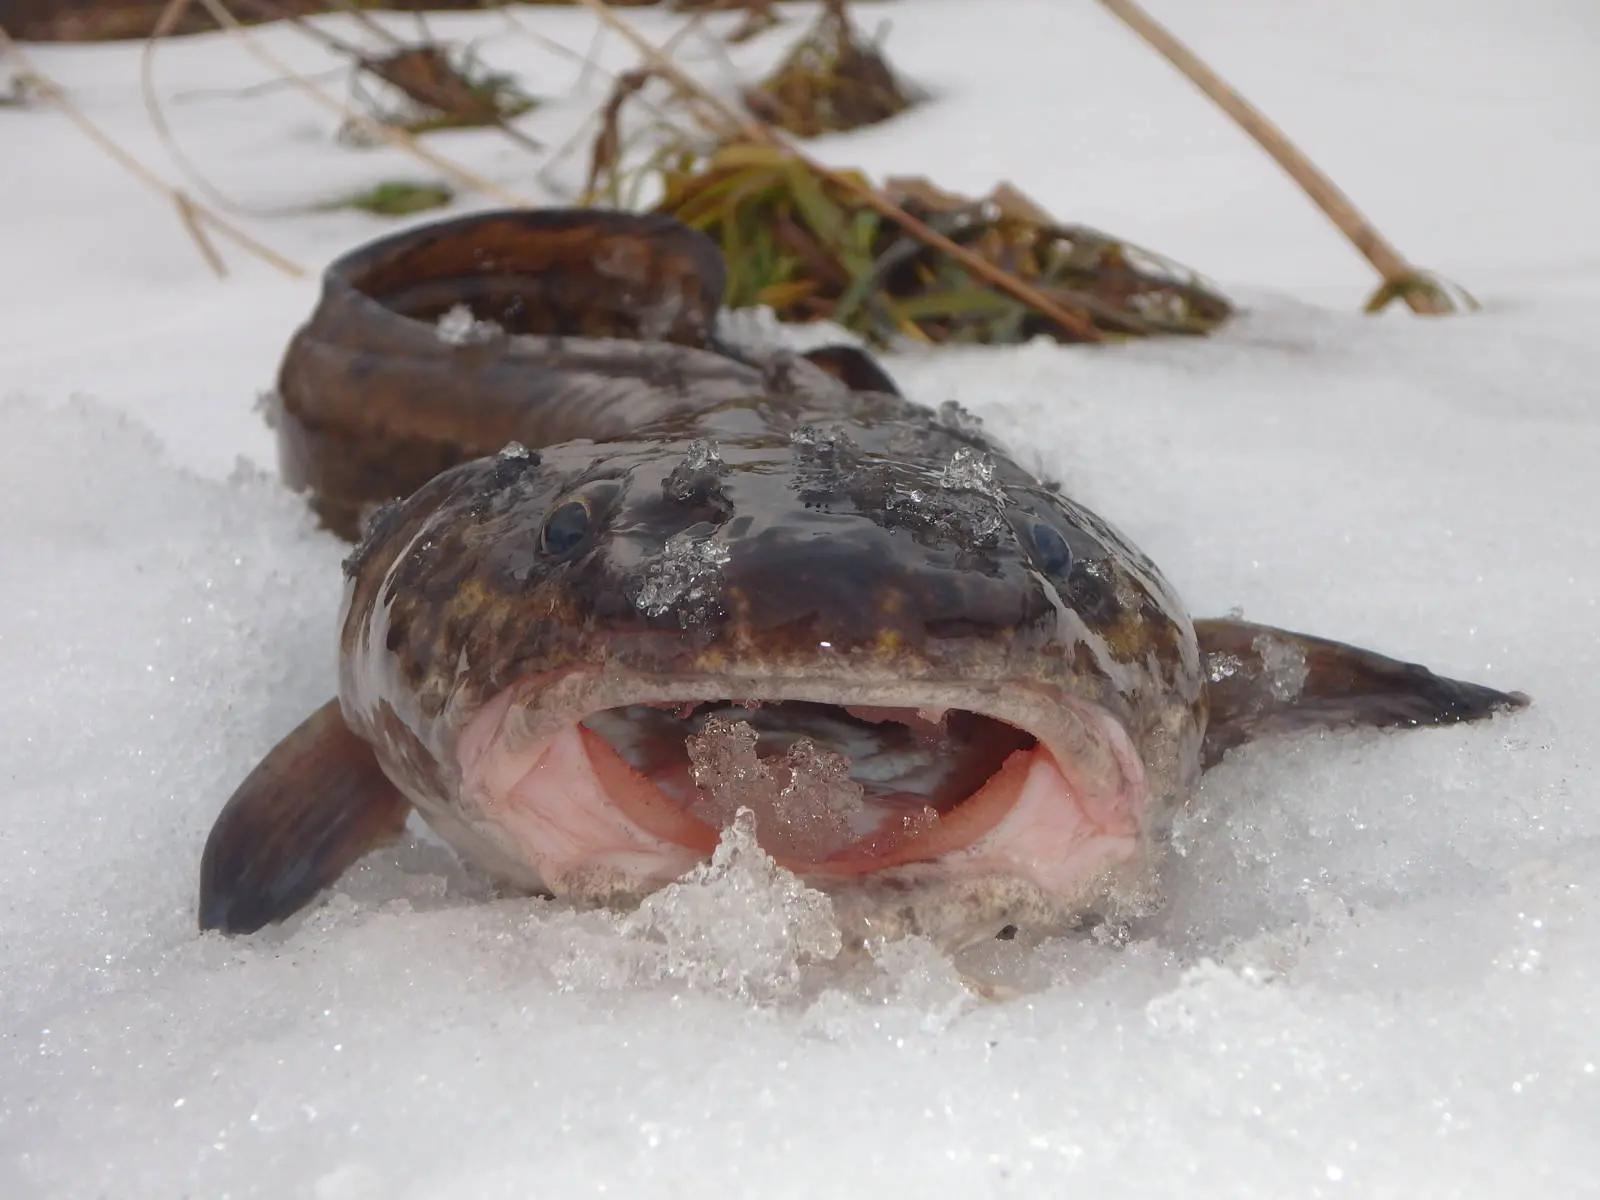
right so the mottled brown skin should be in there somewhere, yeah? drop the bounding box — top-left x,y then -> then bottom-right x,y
337,383 -> 1199,768
199,208 -> 1527,937
276,210 -> 729,540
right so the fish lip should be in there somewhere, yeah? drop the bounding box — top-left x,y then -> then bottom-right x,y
456,665 -> 1147,881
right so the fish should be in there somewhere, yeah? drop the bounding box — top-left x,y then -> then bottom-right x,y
198,208 -> 1528,947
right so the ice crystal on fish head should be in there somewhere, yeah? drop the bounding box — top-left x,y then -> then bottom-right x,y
790,423 -> 859,461
881,482 -> 1007,547
791,423 -> 864,502
663,438 -> 730,508
935,399 -> 986,438
937,447 -> 1005,500
632,531 -> 731,624
873,449 -> 1010,549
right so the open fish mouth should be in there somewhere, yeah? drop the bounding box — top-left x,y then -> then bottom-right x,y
454,673 -> 1148,903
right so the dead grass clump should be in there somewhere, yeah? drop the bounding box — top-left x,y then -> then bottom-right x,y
741,0 -> 912,138
345,42 -> 538,137
189,0 -> 542,142
651,143 -> 1233,346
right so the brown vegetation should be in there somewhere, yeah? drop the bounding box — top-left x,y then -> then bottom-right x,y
741,0 -> 913,138
647,144 -> 1232,345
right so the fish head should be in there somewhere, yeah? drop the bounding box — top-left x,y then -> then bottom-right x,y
338,404 -> 1206,947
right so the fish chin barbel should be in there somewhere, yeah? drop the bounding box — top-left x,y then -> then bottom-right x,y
200,209 -> 1527,947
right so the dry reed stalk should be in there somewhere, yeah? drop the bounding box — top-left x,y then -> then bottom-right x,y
140,0 -> 311,217
494,4 -> 706,201
1095,0 -> 1461,316
0,22 -> 305,278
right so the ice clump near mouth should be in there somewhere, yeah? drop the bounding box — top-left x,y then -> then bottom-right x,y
684,714 -> 940,860
687,715 -> 871,860
547,809 -> 844,1003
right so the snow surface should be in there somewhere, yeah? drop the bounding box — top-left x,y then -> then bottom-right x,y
4,1 -> 1600,1195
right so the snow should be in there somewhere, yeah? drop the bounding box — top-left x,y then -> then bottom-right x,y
3,0 -> 1599,1195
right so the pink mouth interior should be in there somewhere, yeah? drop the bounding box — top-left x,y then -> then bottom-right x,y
462,696 -> 1146,896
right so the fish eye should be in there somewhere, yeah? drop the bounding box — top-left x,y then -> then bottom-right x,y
1028,520 -> 1073,577
541,499 -> 592,557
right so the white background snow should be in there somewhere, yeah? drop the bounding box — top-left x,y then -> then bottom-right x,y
3,1 -> 1599,1195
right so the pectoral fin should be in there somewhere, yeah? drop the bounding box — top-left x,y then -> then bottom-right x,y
198,699 -> 410,934
1195,618 -> 1529,769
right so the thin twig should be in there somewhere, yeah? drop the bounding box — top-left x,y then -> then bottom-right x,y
141,0 -> 311,218
496,6 -> 676,124
1094,0 -> 1455,315
662,12 -> 716,63
0,22 -> 305,279
574,14 -> 608,94
679,6 -> 751,91
572,0 -> 1103,342
576,0 -> 745,137
195,0 -> 534,208
171,66 -> 349,103
320,0 -> 407,49
172,192 -> 228,274
494,6 -> 700,202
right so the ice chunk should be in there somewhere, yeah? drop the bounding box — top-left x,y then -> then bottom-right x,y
882,476 -> 1007,547
686,715 -> 870,861
497,441 -> 533,461
790,423 -> 867,508
801,935 -> 977,1041
632,531 -> 730,622
869,936 -> 976,1032
615,809 -> 843,1002
1203,634 -> 1307,696
936,446 -> 1003,498
435,303 -> 503,347
791,422 -> 861,470
803,440 -> 1014,549
935,398 -> 986,438
1252,632 -> 1310,701
1206,651 -> 1245,684
662,437 -> 729,508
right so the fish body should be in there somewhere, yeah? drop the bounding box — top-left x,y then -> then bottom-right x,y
200,210 -> 1524,946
